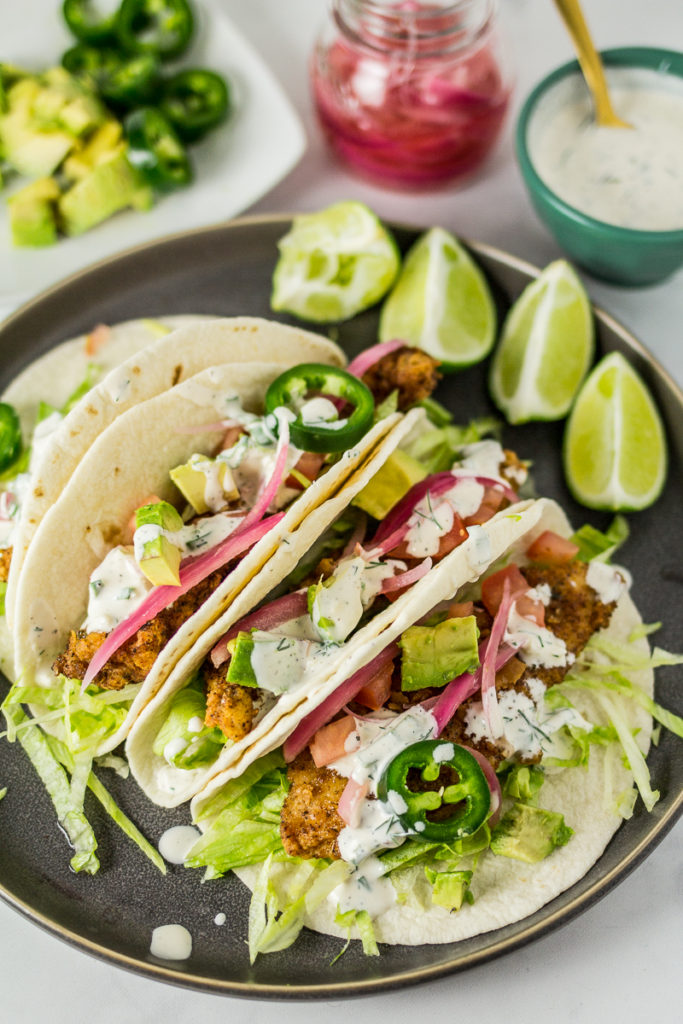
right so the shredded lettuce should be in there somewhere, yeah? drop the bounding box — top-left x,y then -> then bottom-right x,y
0,581 -> 7,616
2,703 -> 99,873
152,677 -> 225,769
62,362 -> 102,415
403,416 -> 500,474
2,677 -> 133,755
46,734 -> 166,874
186,754 -> 288,876
571,516 -> 629,563
592,694 -> 660,812
562,671 -> 683,739
374,389 -> 399,422
248,854 -> 351,962
0,786 -> 6,801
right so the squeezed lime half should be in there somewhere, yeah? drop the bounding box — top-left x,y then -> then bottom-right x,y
271,202 -> 400,323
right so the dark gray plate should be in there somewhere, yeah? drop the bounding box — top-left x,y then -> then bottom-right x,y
0,216 -> 681,999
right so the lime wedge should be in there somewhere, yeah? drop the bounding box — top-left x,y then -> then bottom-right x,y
271,202 -> 400,322
379,227 -> 496,370
564,352 -> 667,511
489,260 -> 594,424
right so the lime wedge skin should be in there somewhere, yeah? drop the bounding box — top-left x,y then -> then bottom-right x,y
563,351 -> 668,512
489,260 -> 594,424
271,202 -> 400,323
379,227 -> 496,372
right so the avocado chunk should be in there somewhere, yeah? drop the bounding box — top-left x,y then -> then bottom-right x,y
170,454 -> 239,515
399,615 -> 479,692
0,107 -> 74,177
153,679 -> 225,769
225,632 -> 258,688
8,177 -> 59,247
63,120 -> 123,181
57,148 -> 152,235
425,867 -> 473,912
134,500 -> 183,586
352,449 -> 427,520
490,803 -> 573,863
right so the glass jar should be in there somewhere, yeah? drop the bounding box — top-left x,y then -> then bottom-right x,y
310,0 -> 512,189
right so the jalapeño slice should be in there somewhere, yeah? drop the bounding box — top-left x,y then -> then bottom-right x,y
378,740 -> 490,842
116,0 -> 195,61
160,68 -> 230,142
265,364 -> 374,454
124,106 -> 192,191
62,0 -> 120,44
62,45 -> 160,106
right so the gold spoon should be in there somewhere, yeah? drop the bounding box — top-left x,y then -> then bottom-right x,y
552,0 -> 632,128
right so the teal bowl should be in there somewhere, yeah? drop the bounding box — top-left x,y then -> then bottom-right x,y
516,47 -> 683,286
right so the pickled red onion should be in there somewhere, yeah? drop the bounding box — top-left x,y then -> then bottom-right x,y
338,778 -> 369,828
346,339 -> 405,378
480,579 -> 513,739
430,639 -> 517,735
82,513 -> 283,688
380,556 -> 432,593
210,589 -> 309,668
342,511 -> 367,557
0,492 -> 16,520
372,473 -> 458,545
240,411 -> 291,533
282,642 -> 400,762
460,743 -> 502,827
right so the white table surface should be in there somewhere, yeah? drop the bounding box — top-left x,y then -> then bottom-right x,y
1,2 -> 681,1021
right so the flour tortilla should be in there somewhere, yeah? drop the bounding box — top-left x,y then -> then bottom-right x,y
126,408 -> 430,805
13,358 -> 395,755
194,500 -> 653,946
4,316 -> 344,628
158,499 -> 547,815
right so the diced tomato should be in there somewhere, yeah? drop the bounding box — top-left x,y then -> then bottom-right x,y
481,564 -> 545,626
309,715 -> 357,767
354,662 -> 393,710
285,451 -> 326,490
448,601 -> 474,618
391,513 -> 467,563
84,323 -> 111,356
464,486 -> 505,526
126,494 -> 162,541
526,530 -> 580,565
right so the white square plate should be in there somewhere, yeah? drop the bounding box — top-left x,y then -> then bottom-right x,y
0,0 -> 306,311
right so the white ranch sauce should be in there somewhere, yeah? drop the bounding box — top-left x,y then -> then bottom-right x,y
150,923 -> 192,961
158,825 -> 202,865
530,69 -> 683,231
84,546 -> 152,633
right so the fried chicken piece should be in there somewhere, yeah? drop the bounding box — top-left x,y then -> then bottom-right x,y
0,546 -> 12,583
362,347 -> 441,410
53,566 -> 232,690
53,616 -> 172,690
203,660 -> 256,741
501,448 -> 529,490
521,561 -> 616,689
53,630 -> 107,682
280,751 -> 346,859
161,568 -> 228,633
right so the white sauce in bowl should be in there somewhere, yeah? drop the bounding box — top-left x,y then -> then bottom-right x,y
528,67 -> 683,231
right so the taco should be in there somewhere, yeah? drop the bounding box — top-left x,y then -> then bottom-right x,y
125,427 -> 534,807
1,315 -> 345,636
0,314 -> 216,671
180,496 -> 663,958
9,337 -> 444,763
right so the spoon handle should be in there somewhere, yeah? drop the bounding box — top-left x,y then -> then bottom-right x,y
552,0 -> 631,127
